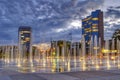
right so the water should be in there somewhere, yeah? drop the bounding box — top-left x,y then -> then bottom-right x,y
81,36 -> 86,70
105,40 -> 110,69
117,39 -> 120,68
112,39 -> 115,67
0,38 -> 120,73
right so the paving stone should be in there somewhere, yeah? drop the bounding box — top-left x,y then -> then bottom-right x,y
0,69 -> 120,80
0,70 -> 20,76
104,70 -> 120,74
37,73 -> 79,80
62,71 -> 119,79
10,74 -> 47,80
0,76 -> 12,80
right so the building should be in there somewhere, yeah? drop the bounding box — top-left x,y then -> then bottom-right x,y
51,40 -> 71,57
18,27 -> 32,59
82,10 -> 104,55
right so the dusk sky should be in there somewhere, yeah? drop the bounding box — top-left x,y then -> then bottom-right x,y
0,0 -> 120,44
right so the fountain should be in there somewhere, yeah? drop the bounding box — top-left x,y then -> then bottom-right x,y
99,37 -> 102,65
0,35 -> 120,73
67,47 -> 71,71
117,39 -> 120,68
94,35 -> 99,70
73,43 -> 76,71
112,38 -> 116,67
67,41 -> 72,72
89,36 -> 94,67
56,41 -> 60,72
62,41 -> 65,71
105,40 -> 111,69
81,36 -> 86,71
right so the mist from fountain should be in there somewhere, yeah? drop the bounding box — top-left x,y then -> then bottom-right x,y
112,38 -> 116,67
67,47 -> 71,71
73,43 -> 76,71
0,36 -> 120,73
56,42 -> 60,72
90,36 -> 94,67
117,39 -> 120,68
62,41 -> 65,71
99,37 -> 102,65
105,40 -> 110,69
30,42 -> 33,67
81,36 -> 86,71
94,35 -> 99,69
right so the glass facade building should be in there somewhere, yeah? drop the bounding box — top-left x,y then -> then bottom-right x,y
18,27 -> 32,59
82,10 -> 104,54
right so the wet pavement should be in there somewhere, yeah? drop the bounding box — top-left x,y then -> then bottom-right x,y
0,69 -> 120,80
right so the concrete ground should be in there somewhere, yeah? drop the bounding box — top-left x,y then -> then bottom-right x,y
0,69 -> 120,80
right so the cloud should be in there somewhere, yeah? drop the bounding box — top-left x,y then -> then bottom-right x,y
104,6 -> 120,39
0,0 -> 119,43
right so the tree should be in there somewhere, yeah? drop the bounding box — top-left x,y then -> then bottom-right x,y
112,29 -> 120,40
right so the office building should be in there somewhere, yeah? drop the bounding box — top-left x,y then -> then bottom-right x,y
82,10 -> 104,55
18,27 -> 32,59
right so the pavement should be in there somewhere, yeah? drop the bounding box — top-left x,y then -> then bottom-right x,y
0,69 -> 120,80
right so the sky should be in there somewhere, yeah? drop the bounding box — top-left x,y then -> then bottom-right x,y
0,0 -> 120,44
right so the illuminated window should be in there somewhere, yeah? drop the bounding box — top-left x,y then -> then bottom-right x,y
92,18 -> 98,20
25,38 -> 30,41
20,32 -> 23,34
94,47 -> 99,49
93,29 -> 98,32
92,27 -> 97,29
20,41 -> 24,44
83,17 -> 92,22
22,31 -> 31,33
23,41 -> 26,43
21,36 -> 24,38
92,24 -> 98,26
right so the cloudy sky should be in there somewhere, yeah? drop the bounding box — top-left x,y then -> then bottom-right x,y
0,0 -> 120,44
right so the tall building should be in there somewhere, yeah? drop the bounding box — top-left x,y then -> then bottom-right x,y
18,27 -> 32,59
82,10 -> 104,55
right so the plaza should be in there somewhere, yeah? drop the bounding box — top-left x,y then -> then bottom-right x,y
0,0 -> 120,79
0,69 -> 120,80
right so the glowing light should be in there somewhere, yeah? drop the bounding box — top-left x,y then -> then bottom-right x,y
52,52 -> 56,56
96,65 -> 100,70
93,47 -> 99,49
17,64 -> 21,67
102,49 -> 118,53
118,65 -> 120,69
107,61 -> 111,70
102,49 -> 109,53
67,61 -> 71,71
111,56 -> 115,60
100,60 -> 102,64
82,64 -> 86,71
92,18 -> 98,20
